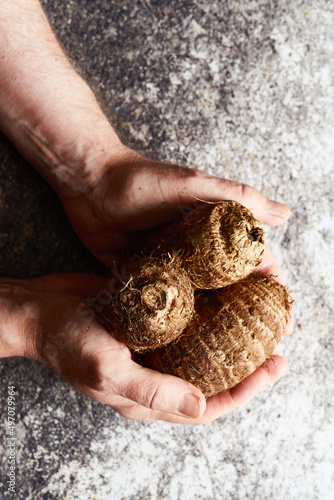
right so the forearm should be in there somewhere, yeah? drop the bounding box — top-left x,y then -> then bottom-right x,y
0,0 -> 121,198
0,281 -> 37,359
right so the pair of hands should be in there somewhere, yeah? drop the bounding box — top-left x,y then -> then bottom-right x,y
0,144 -> 293,424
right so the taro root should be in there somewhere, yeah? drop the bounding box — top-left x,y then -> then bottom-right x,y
144,274 -> 291,397
98,255 -> 194,352
134,200 -> 265,289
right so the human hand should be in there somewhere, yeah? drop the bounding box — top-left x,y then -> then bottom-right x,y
0,269 -> 292,424
0,0 -> 293,422
60,144 -> 291,268
57,145 -> 294,423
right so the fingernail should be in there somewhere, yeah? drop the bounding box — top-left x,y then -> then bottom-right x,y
267,199 -> 290,218
177,393 -> 201,418
261,371 -> 272,388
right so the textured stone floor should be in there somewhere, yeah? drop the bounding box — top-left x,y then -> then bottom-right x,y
0,1 -> 333,499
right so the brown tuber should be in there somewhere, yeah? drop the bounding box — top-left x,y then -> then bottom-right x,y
144,274 -> 291,397
98,255 -> 194,352
134,200 -> 265,289
96,199 -> 292,397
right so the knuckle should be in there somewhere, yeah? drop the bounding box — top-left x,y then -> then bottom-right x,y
240,182 -> 250,197
146,381 -> 164,411
219,179 -> 255,204
86,359 -> 116,393
227,388 -> 241,409
238,182 -> 254,202
123,377 -> 165,411
88,372 -> 111,393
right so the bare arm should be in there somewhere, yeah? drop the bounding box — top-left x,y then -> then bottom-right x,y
0,0 -> 293,423
0,0 -> 121,198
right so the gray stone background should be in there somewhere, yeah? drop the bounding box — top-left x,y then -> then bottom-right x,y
0,0 -> 333,498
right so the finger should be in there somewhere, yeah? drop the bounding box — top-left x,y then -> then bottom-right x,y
118,354 -> 289,424
79,388 -> 158,422
180,171 -> 290,226
83,353 -> 289,424
118,363 -> 207,419
89,357 -> 207,420
115,161 -> 290,229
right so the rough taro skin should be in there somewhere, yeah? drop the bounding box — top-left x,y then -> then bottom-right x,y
98,255 -> 195,352
145,274 -> 291,397
133,200 -> 265,289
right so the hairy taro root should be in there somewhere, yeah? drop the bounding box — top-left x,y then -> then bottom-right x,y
134,200 -> 265,289
98,255 -> 194,352
96,199 -> 292,396
144,274 -> 291,397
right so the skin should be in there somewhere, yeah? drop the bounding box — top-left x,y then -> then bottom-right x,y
0,0 -> 294,424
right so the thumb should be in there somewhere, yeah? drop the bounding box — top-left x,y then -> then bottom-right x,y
121,160 -> 290,229
102,358 -> 207,419
176,170 -> 291,226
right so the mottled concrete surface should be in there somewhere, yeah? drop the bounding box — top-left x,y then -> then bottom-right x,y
1,1 -> 334,499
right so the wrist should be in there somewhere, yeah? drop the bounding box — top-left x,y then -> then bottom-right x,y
14,112 -> 123,200
1,83 -> 123,199
0,282 -> 39,360
57,142 -> 139,205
